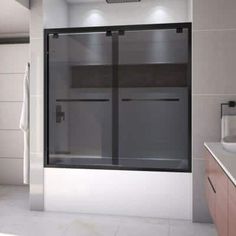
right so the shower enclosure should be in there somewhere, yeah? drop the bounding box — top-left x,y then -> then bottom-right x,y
44,23 -> 191,172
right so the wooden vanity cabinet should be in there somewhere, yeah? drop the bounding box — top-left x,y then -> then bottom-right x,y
214,161 -> 228,236
205,151 -> 216,222
205,149 -> 236,236
228,180 -> 236,236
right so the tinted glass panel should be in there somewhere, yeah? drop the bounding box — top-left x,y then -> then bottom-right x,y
118,29 -> 190,170
46,25 -> 191,171
48,32 -> 113,166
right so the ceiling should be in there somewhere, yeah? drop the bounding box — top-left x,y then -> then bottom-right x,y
0,0 -> 29,37
66,0 -> 150,4
67,0 -> 104,3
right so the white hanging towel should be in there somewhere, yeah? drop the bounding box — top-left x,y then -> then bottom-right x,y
20,63 -> 30,184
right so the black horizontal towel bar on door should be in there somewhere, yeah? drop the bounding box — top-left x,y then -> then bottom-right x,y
56,99 -> 110,102
121,98 -> 180,102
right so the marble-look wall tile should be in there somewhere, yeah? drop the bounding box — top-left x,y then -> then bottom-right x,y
193,30 -> 236,95
0,158 -> 23,185
193,0 -> 236,30
192,0 -> 236,218
0,131 -> 23,158
0,74 -> 24,101
30,38 -> 44,96
0,102 -> 22,129
192,95 -> 236,160
0,44 -> 29,73
0,39 -> 28,186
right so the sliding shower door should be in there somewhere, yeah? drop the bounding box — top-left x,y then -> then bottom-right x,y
118,28 -> 190,170
47,31 -> 113,166
45,24 -> 191,171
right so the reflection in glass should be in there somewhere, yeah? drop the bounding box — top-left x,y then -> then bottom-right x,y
46,25 -> 191,171
48,32 -> 113,166
118,29 -> 189,170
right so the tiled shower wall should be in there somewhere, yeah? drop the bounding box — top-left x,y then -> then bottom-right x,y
192,0 -> 236,222
0,44 -> 29,185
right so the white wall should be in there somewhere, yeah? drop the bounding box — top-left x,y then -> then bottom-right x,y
43,0 -> 69,28
69,0 -> 190,27
0,44 -> 29,185
43,0 -> 190,29
0,0 -> 29,37
45,168 -> 192,219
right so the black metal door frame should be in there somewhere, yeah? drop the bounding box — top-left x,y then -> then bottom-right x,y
44,23 -> 192,172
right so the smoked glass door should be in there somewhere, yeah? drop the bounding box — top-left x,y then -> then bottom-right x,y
118,28 -> 190,170
46,24 -> 191,171
47,31 -> 113,166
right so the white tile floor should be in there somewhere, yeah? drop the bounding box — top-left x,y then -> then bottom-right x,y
0,186 -> 217,236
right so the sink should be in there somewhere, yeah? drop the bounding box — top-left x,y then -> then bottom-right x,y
222,135 -> 236,153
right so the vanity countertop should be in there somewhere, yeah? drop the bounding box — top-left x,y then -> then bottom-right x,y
204,142 -> 236,186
